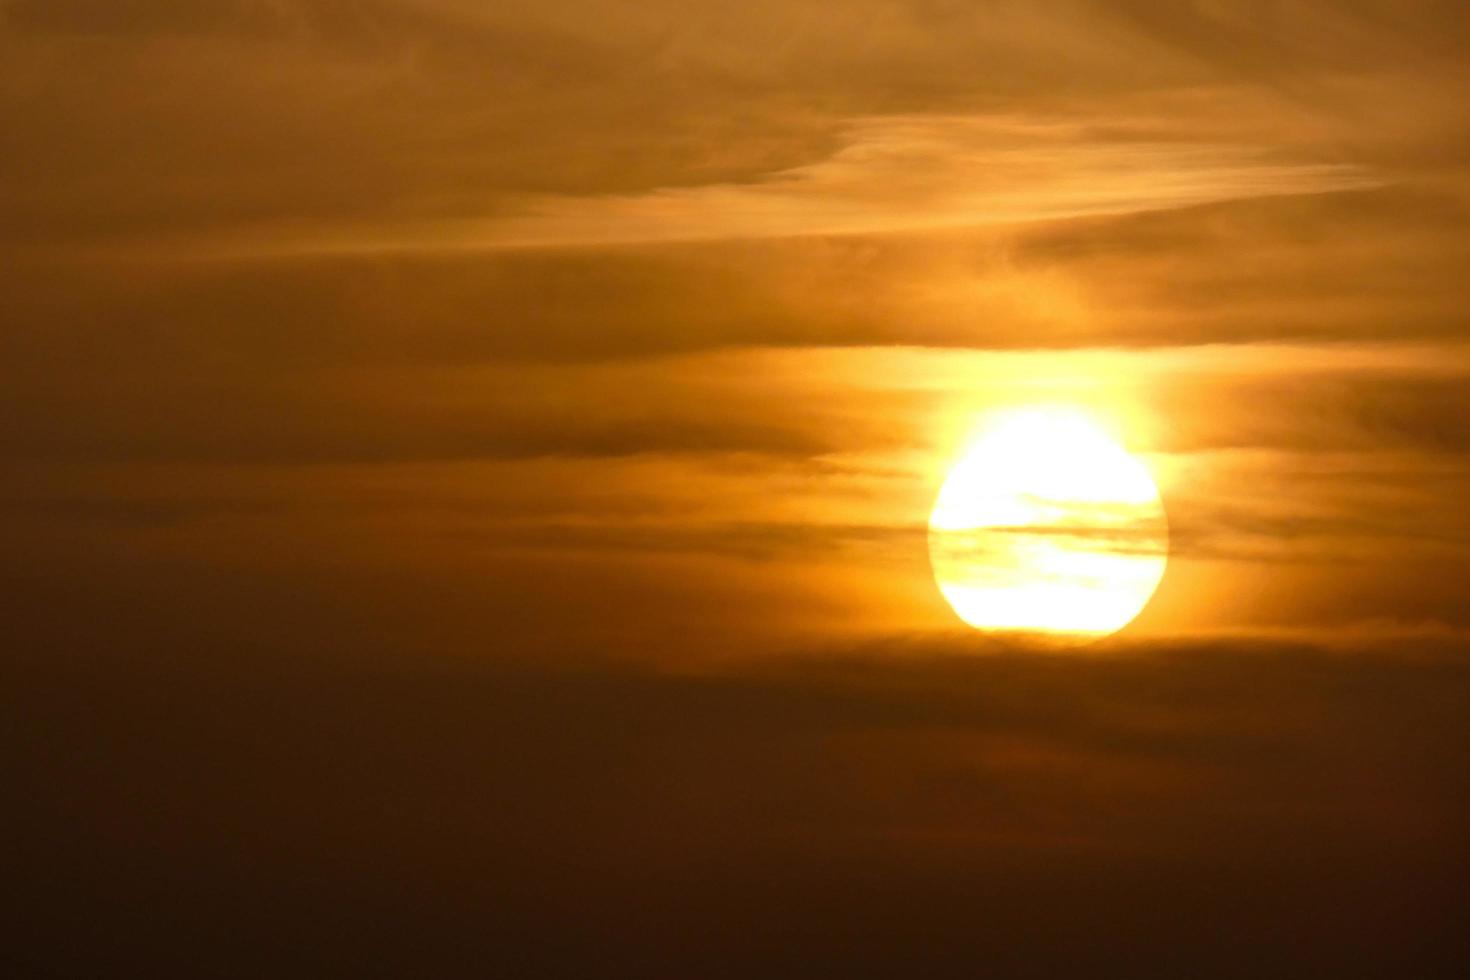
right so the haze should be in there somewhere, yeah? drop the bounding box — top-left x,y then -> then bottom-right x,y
5,2 -> 1470,976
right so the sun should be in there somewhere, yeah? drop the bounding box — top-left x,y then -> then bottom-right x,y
929,406 -> 1167,640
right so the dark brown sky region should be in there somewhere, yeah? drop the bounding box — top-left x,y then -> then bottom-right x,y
5,2 -> 1470,976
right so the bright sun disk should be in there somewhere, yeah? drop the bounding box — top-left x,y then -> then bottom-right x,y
929,406 -> 1168,640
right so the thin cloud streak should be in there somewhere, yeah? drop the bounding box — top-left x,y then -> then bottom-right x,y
239,115 -> 1375,255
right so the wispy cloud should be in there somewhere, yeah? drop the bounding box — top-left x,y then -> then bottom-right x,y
285,115 -> 1373,253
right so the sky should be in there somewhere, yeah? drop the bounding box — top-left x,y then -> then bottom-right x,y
4,2 -> 1470,976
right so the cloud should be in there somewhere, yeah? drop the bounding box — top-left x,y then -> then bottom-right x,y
7,629 -> 1469,974
264,114 -> 1371,253
15,184 -> 1467,377
5,0 -> 1464,254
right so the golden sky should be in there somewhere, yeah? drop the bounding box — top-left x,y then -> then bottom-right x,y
5,2 -> 1470,975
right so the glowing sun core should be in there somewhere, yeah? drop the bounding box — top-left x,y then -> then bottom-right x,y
928,407 -> 1168,640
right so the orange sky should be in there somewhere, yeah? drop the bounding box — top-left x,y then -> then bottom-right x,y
4,2 -> 1470,976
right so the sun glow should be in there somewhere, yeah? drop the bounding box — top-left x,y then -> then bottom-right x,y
929,406 -> 1167,640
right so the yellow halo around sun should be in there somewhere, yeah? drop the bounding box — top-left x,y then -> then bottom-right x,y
928,406 -> 1167,641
